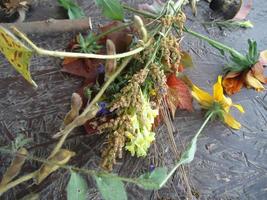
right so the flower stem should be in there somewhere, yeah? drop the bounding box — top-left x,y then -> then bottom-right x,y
173,0 -> 187,11
122,4 -> 157,19
12,27 -> 150,60
0,172 -> 36,195
183,27 -> 245,59
0,147 -> 139,194
159,112 -> 214,188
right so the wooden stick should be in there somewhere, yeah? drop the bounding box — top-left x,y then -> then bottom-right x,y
1,18 -> 90,34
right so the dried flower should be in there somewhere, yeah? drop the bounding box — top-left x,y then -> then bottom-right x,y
222,40 -> 266,95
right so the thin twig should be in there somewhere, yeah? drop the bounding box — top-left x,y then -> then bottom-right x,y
0,172 -> 36,195
1,19 -> 90,34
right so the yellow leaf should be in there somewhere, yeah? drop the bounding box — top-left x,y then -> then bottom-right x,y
0,26 -> 36,87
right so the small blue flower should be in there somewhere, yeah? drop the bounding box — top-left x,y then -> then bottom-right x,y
97,101 -> 111,116
149,164 -> 155,172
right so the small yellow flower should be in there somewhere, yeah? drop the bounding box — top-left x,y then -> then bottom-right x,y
191,76 -> 244,129
149,89 -> 157,96
125,91 -> 158,157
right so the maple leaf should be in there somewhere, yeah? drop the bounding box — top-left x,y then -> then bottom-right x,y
166,74 -> 193,118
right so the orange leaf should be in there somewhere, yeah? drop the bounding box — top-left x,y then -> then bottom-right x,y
166,74 -> 193,117
222,71 -> 245,95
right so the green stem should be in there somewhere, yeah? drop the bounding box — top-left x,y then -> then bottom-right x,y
173,0 -> 187,11
159,112 -> 214,188
12,27 -> 150,60
0,147 -> 139,194
122,4 -> 157,19
0,172 -> 36,195
184,28 -> 245,59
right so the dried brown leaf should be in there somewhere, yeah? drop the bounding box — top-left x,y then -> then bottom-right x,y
35,149 -> 75,185
63,93 -> 83,127
99,21 -> 132,53
0,148 -> 28,186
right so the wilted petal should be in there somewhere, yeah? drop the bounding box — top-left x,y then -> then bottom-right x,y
222,72 -> 244,95
223,113 -> 241,129
251,62 -> 267,84
260,50 -> 267,65
245,70 -> 265,91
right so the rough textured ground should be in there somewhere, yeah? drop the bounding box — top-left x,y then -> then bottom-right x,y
0,0 -> 267,199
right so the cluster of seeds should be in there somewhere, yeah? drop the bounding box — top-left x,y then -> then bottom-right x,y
150,64 -> 168,104
133,38 -> 155,63
161,12 -> 186,30
161,35 -> 182,72
99,68 -> 150,170
100,116 -> 131,171
110,68 -> 149,112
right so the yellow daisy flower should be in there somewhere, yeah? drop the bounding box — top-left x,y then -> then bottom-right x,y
191,76 -> 245,129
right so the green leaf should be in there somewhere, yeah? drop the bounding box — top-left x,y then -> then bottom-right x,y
67,171 -> 88,200
57,0 -> 85,19
94,175 -> 127,200
208,41 -> 225,56
137,167 -> 168,190
0,26 -> 36,87
95,0 -> 124,20
247,39 -> 259,65
179,136 -> 198,165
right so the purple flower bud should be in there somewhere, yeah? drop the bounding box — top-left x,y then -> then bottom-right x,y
97,101 -> 111,116
149,164 -> 155,172
97,64 -> 105,74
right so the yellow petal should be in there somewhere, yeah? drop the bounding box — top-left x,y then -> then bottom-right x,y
245,71 -> 265,91
223,113 -> 241,129
232,104 -> 245,113
191,84 -> 213,108
221,96 -> 232,112
213,76 -> 224,101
